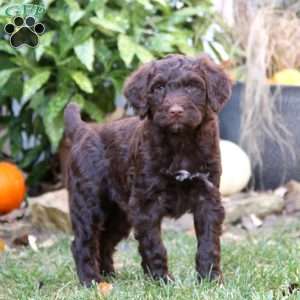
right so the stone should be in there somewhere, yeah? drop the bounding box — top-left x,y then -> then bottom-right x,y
241,214 -> 263,231
29,189 -> 72,233
222,226 -> 246,242
0,206 -> 27,223
284,181 -> 300,213
0,220 -> 32,248
224,192 -> 284,224
13,234 -> 29,246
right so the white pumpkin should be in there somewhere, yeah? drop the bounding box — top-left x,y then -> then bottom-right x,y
219,140 -> 251,196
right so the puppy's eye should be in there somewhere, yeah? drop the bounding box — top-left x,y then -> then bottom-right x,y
185,84 -> 198,93
153,84 -> 165,93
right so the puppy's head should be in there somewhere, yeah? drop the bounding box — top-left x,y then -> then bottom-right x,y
124,54 -> 232,133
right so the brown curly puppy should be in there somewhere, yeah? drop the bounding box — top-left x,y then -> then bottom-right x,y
64,54 -> 232,286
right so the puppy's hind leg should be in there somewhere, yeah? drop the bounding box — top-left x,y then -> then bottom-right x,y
69,178 -> 105,286
68,142 -> 108,286
98,205 -> 131,277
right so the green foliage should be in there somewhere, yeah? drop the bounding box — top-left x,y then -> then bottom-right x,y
0,0 -> 214,186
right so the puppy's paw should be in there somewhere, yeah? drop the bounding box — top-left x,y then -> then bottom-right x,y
150,272 -> 175,284
161,273 -> 175,284
197,270 -> 224,285
81,278 -> 101,288
100,265 -> 116,278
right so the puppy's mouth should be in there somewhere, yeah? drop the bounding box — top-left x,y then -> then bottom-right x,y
168,115 -> 202,133
168,120 -> 185,133
153,109 -> 203,133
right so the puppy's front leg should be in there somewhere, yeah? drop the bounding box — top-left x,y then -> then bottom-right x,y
193,188 -> 225,282
129,195 -> 172,282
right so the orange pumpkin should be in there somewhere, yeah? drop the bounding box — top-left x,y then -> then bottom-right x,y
0,162 -> 26,213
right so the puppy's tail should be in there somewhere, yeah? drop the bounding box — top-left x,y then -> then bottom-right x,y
64,102 -> 84,139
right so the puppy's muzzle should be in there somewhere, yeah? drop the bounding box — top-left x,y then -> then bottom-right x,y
168,104 -> 184,119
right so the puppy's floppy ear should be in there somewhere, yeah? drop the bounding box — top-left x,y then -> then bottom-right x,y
123,62 -> 153,118
197,55 -> 232,113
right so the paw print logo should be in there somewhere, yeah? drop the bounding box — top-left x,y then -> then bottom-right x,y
4,16 -> 45,48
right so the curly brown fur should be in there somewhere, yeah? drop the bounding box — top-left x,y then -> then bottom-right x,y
64,54 -> 232,286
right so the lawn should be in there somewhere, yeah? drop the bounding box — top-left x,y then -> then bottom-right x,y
1,223 -> 300,300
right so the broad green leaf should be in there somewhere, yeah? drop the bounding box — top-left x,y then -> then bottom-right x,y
148,33 -> 174,53
84,101 -> 104,122
42,88 -> 69,149
47,88 -> 70,120
35,31 -> 55,61
8,122 -> 22,157
118,35 -> 136,67
110,77 -> 124,95
96,8 -> 129,31
95,40 -> 112,70
44,112 -> 64,150
74,38 -> 95,71
73,26 -> 94,46
152,0 -> 168,7
0,5 -> 8,16
23,71 -> 51,101
44,46 -> 60,63
173,6 -> 205,17
29,90 -> 46,113
26,160 -> 52,186
0,133 -> 8,153
43,89 -> 68,148
72,93 -> 85,108
172,30 -> 196,55
0,72 -> 22,98
0,41 -> 16,55
0,68 -> 18,88
16,46 -> 29,57
136,0 -> 153,10
0,55 -> 15,70
47,6 -> 68,22
20,146 -> 43,168
118,36 -> 154,65
136,45 -> 154,63
169,6 -> 212,25
151,0 -> 171,15
42,0 -> 56,8
70,9 -> 85,26
175,40 -> 196,56
87,0 -> 105,11
65,0 -> 85,26
64,0 -> 80,10
70,71 -> 93,93
10,56 -> 31,69
59,25 -> 74,57
90,17 -> 125,35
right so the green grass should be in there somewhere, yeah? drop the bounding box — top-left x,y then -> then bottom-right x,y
1,224 -> 300,300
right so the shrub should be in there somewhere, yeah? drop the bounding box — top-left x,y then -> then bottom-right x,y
0,0 -> 214,187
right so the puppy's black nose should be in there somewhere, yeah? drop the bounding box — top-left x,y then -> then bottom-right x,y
169,104 -> 184,117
